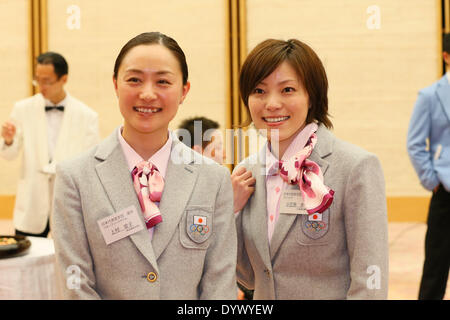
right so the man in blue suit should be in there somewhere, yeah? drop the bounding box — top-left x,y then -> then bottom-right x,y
407,33 -> 450,300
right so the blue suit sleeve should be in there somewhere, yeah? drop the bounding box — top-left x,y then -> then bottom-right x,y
406,90 -> 440,191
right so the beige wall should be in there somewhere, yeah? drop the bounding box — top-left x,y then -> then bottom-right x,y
0,0 -> 29,195
246,0 -> 441,197
0,0 -> 443,220
47,0 -> 228,140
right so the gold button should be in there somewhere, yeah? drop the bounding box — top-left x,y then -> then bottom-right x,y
147,272 -> 157,283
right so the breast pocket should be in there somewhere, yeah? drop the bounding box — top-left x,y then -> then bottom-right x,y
180,205 -> 213,249
296,209 -> 330,246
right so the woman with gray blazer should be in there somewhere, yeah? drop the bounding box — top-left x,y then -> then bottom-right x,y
232,38 -> 388,300
51,32 -> 237,299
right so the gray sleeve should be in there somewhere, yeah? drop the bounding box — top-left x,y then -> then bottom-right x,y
343,154 -> 389,299
51,163 -> 101,299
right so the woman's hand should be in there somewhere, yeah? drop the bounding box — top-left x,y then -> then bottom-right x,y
231,166 -> 256,213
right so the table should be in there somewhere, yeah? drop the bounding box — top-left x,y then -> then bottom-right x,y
0,236 -> 60,299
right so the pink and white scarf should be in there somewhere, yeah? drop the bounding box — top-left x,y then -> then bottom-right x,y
278,133 -> 334,214
132,161 -> 165,229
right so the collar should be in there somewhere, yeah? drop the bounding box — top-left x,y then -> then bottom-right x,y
265,122 -> 318,176
118,126 -> 172,178
44,91 -> 68,107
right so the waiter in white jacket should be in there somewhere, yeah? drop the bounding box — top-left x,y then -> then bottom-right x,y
0,52 -> 99,237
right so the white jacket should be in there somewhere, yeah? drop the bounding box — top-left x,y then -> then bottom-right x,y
0,93 -> 99,233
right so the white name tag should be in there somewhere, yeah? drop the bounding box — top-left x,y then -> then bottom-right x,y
97,205 -> 144,245
279,189 -> 307,215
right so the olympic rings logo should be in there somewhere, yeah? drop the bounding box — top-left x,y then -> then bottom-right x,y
190,224 -> 210,236
305,221 -> 327,231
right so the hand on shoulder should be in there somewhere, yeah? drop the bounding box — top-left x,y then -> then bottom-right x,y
231,166 -> 256,213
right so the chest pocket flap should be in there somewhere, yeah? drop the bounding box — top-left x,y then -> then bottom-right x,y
181,206 -> 213,249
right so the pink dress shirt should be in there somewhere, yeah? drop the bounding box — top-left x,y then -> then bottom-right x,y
265,122 -> 318,242
118,127 -> 172,240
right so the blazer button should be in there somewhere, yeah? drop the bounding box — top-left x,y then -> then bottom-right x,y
146,272 -> 157,283
264,269 -> 271,278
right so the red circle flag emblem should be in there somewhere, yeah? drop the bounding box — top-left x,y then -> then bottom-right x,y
193,215 -> 207,226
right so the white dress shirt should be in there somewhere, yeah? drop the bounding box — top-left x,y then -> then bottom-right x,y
44,94 -> 67,161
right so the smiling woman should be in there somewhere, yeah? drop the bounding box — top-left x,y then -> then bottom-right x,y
232,38 -> 389,300
247,61 -> 310,158
113,42 -> 190,159
50,32 -> 238,300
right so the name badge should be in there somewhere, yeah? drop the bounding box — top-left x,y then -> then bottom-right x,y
98,205 -> 144,245
279,189 -> 307,215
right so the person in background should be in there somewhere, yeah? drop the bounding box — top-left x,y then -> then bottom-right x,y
0,52 -> 99,238
407,33 -> 450,300
177,116 -> 225,164
232,38 -> 389,299
177,116 -> 254,300
51,32 -> 237,299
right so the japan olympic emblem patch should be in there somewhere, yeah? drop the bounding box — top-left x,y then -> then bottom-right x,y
190,215 -> 209,236
185,210 -> 213,244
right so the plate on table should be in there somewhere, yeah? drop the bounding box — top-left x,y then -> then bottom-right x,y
0,235 -> 32,258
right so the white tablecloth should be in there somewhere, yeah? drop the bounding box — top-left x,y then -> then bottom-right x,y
0,236 -> 60,299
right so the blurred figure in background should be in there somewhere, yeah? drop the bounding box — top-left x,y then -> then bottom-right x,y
177,116 -> 226,164
177,116 -> 254,300
407,33 -> 450,300
0,52 -> 99,238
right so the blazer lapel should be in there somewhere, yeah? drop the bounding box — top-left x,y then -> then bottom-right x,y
269,185 -> 298,260
309,124 -> 332,176
151,139 -> 199,260
94,129 -> 159,273
269,124 -> 332,260
248,146 -> 272,269
35,94 -> 49,167
436,76 -> 450,124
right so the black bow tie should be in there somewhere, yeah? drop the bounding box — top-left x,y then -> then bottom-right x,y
45,106 -> 64,112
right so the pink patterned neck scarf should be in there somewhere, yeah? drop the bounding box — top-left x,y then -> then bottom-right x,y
132,161 -> 165,229
278,133 -> 334,214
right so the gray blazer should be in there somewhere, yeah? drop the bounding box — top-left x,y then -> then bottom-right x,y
51,129 -> 237,299
235,125 -> 389,299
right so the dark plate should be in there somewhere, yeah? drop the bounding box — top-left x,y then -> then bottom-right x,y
0,235 -> 32,259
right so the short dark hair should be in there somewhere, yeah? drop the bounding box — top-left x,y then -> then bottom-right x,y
36,52 -> 68,78
239,38 -> 332,129
443,33 -> 450,54
113,32 -> 188,85
177,116 -> 220,149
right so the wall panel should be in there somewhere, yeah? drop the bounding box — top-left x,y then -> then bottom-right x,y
47,0 -> 228,139
0,1 -> 443,222
246,0 -> 441,199
0,0 -> 30,196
